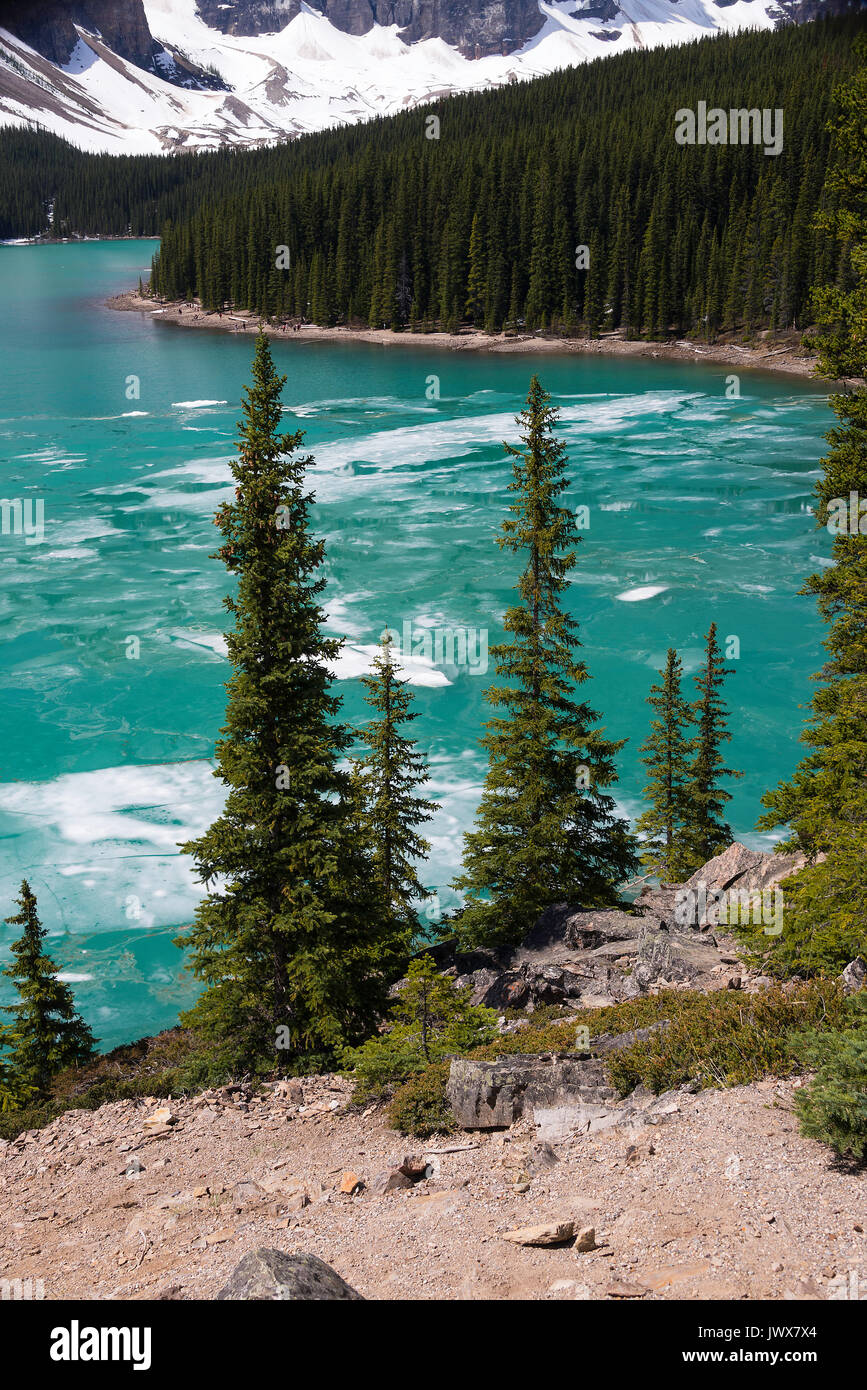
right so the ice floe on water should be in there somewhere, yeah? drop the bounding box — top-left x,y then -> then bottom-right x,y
0,760 -> 225,937
334,642 -> 451,687
615,584 -> 669,602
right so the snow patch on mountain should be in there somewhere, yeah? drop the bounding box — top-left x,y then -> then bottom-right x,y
0,0 -> 780,155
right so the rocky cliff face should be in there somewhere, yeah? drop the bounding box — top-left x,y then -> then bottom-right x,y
0,0 -> 158,67
195,0 -> 547,56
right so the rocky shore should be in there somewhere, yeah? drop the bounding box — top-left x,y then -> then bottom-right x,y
108,293 -> 828,381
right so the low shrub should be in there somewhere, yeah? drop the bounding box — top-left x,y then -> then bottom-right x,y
387,981 -> 849,1136
388,1062 -> 456,1138
791,990 -> 867,1163
605,981 -> 847,1094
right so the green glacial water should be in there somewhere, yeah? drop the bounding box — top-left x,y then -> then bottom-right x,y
0,240 -> 833,1049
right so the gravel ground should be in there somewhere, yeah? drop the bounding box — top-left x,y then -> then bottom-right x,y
1,1073 -> 864,1302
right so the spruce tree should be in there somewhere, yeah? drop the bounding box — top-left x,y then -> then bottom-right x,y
179,334 -> 401,1072
635,648 -> 696,881
684,622 -> 741,868
453,377 -> 636,947
792,992 -> 867,1163
352,630 -> 438,941
2,881 -> 96,1097
756,38 -> 867,975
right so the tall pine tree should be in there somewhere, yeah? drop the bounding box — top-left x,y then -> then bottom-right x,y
453,377 -> 636,947
635,648 -> 696,881
179,335 -> 402,1072
352,630 -> 438,941
2,881 -> 95,1097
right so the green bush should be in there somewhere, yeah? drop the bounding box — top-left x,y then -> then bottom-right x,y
606,981 -> 847,1094
389,1062 -> 456,1138
791,990 -> 867,1162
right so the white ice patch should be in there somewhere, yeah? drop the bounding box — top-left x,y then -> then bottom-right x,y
334,642 -> 451,686
615,584 -> 669,602
0,760 -> 226,937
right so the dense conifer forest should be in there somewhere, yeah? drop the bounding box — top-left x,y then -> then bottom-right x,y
0,15 -> 863,339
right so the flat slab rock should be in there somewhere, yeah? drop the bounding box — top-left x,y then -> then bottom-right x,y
216,1248 -> 363,1301
501,1220 -> 576,1247
446,1024 -> 671,1130
446,1052 -> 617,1129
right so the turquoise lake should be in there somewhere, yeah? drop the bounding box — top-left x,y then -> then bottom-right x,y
0,240 -> 834,1050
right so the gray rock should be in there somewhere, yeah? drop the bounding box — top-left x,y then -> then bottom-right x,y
634,921 -> 723,987
215,1248 -> 363,1301
446,1053 -> 617,1129
369,1168 -> 413,1195
591,1021 -> 671,1055
527,1140 -> 560,1171
841,956 -> 866,995
678,842 -> 808,927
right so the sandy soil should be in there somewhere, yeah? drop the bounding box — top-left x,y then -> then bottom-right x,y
2,1072 -> 863,1302
108,293 -> 830,382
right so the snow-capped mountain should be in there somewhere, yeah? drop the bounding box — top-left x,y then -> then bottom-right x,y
0,0 -> 853,154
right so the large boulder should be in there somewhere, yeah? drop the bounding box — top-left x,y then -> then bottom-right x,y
517,904 -> 647,960
634,923 -> 722,988
446,1023 -> 672,1129
678,842 -> 807,927
216,1249 -> 363,1301
446,1053 -> 617,1129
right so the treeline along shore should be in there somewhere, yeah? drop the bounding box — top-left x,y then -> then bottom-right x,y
109,291 -> 825,380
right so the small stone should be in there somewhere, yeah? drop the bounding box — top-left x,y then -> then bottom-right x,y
232,1181 -> 263,1206
574,1225 -> 597,1253
205,1227 -> 235,1245
606,1280 -> 646,1299
501,1220 -> 575,1247
339,1170 -> 364,1195
397,1155 -> 431,1182
370,1169 -> 413,1195
841,957 -> 866,994
528,1141 -> 559,1172
142,1107 -> 175,1131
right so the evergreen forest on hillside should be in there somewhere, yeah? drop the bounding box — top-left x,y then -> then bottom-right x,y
0,16 -> 864,339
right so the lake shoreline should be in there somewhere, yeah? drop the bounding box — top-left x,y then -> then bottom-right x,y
108,292 -> 831,382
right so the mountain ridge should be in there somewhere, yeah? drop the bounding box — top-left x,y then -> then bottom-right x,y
0,0 -> 860,154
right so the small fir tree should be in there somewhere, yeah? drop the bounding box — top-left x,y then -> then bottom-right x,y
342,954 -> 497,1098
684,622 -> 741,868
353,630 -> 438,941
2,881 -> 96,1097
